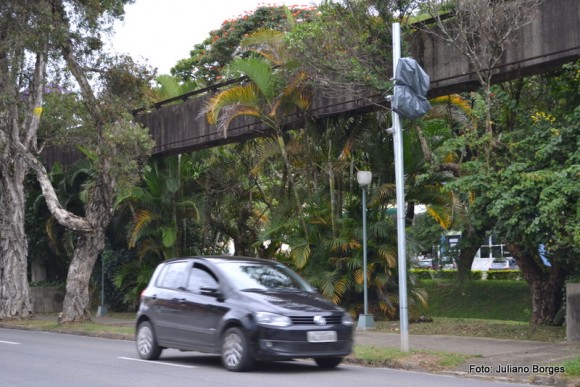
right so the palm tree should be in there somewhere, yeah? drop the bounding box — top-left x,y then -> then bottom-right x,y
204,29 -> 311,238
250,111 -> 430,318
204,28 -> 450,318
112,155 -> 201,306
149,75 -> 199,103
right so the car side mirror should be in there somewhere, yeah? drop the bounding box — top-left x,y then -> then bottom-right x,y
200,286 -> 221,297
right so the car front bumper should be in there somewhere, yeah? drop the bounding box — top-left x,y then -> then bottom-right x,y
251,325 -> 353,360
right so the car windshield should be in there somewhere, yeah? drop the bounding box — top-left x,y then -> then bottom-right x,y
217,261 -> 314,292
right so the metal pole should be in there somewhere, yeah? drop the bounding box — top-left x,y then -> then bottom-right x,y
97,258 -> 107,317
101,260 -> 105,308
362,185 -> 368,316
357,171 -> 374,330
391,22 -> 409,352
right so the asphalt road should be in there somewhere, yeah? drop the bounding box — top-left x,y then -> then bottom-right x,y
0,328 -> 532,387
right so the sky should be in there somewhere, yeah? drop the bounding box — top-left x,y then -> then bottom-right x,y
110,0 -> 319,75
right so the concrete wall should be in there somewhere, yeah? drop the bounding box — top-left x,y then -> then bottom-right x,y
567,283 -> 580,342
30,287 -> 64,314
412,0 -> 580,97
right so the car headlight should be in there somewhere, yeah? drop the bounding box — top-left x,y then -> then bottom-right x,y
342,313 -> 355,326
254,312 -> 292,327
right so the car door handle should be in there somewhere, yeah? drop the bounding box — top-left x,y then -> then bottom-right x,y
179,298 -> 187,305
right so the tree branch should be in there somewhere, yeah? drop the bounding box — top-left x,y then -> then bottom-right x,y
14,142 -> 93,234
24,51 -> 47,149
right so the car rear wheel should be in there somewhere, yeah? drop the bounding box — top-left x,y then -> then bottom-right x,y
136,321 -> 162,360
221,327 -> 254,372
314,356 -> 343,369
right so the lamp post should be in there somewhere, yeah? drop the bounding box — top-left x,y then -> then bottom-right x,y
96,258 -> 107,317
356,170 -> 374,330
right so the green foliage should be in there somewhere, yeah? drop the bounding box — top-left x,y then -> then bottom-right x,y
108,248 -> 156,311
486,270 -> 524,281
408,213 -> 446,256
412,269 -> 435,280
25,172 -> 70,282
172,5 -> 317,83
411,269 -> 525,281
115,155 -> 201,260
101,55 -> 157,110
433,62 -> 580,323
432,270 -> 457,280
150,75 -> 199,103
29,281 -> 66,289
99,117 -> 155,191
286,1 -> 394,92
485,87 -> 579,261
25,158 -> 96,283
96,247 -> 138,311
111,155 -> 206,308
22,0 -> 579,329
0,0 -> 159,323
384,316 -> 565,342
412,269 -> 482,280
37,91 -> 87,147
563,357 -> 580,377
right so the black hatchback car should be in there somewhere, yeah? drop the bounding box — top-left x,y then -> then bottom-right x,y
135,256 -> 354,371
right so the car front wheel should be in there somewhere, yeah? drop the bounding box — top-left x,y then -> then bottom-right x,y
314,356 -> 343,369
221,327 -> 254,372
136,321 -> 162,360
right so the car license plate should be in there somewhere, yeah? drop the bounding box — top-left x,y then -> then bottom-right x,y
307,331 -> 337,343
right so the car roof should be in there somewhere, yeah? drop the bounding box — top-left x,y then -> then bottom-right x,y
163,255 -> 278,266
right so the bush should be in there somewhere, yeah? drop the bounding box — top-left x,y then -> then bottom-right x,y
411,269 -> 435,280
29,280 -> 66,289
411,269 -> 484,280
434,270 -> 457,280
411,269 -> 525,281
486,270 -> 523,281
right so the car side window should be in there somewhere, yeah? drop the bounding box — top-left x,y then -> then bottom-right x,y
187,264 -> 218,294
156,261 -> 190,289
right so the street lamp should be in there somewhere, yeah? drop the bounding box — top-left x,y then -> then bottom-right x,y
96,258 -> 107,317
356,170 -> 375,330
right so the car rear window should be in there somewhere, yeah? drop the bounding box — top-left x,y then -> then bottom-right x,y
156,261 -> 190,289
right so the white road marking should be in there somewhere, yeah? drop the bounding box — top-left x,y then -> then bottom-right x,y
118,357 -> 197,368
0,340 -> 20,345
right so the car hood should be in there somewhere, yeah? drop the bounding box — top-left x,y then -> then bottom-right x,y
238,289 -> 343,313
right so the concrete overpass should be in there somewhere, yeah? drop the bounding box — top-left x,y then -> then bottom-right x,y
46,0 -> 580,165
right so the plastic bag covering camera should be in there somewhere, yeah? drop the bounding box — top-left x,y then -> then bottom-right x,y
391,57 -> 431,120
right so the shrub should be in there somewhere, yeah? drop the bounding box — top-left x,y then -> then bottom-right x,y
411,269 -> 523,281
29,280 -> 66,289
486,270 -> 524,281
411,269 -> 435,280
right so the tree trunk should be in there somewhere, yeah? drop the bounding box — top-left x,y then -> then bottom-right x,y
457,243 -> 480,282
528,271 -> 565,325
60,171 -> 115,323
506,243 -> 566,325
60,232 -> 103,322
0,45 -> 46,320
18,144 -> 105,323
276,133 -> 309,240
0,157 -> 33,319
456,230 -> 482,283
